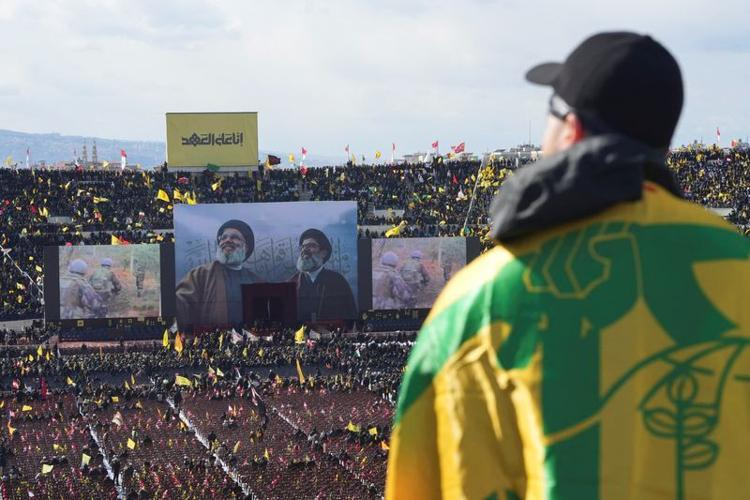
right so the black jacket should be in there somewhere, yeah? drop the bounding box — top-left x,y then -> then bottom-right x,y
490,134 -> 682,242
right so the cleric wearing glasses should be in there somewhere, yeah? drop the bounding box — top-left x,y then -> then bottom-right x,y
289,228 -> 356,321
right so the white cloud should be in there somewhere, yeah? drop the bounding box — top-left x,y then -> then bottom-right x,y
0,0 -> 748,157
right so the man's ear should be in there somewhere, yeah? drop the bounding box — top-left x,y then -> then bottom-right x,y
562,113 -> 586,146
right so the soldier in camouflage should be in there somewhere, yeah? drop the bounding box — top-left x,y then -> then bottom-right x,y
60,259 -> 106,319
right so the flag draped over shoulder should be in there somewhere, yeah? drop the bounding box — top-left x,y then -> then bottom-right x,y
386,182 -> 750,500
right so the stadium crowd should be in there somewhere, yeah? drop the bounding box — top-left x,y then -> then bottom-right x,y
0,328 -> 411,499
0,143 -> 745,497
1,145 -> 747,323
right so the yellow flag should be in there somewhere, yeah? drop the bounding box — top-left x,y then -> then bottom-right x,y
264,448 -> 270,460
216,367 -> 225,378
346,421 -> 361,433
82,453 -> 91,466
175,374 -> 192,387
111,234 -> 122,245
174,332 -> 183,354
211,180 -> 222,191
375,150 -> 382,159
257,347 -> 264,358
381,441 -> 389,451
42,464 -> 54,474
173,189 -> 183,202
35,265 -> 42,273
296,358 -> 306,384
37,345 -> 43,357
233,441 -> 241,454
368,427 -> 378,436
22,405 -> 32,412
186,191 -> 197,205
102,160 -> 110,169
124,380 -> 130,390
162,329 -> 169,349
66,376 -> 75,386
288,153 -> 295,163
131,374 -> 136,386
93,196 -> 109,203
135,401 -> 143,410
15,282 -> 25,291
294,326 -> 305,344
0,401 -> 4,408
127,438 -> 136,450
111,396 -> 119,403
53,443 -> 63,451
39,206 -> 49,217
385,220 -> 407,238
7,421 -> 16,437
156,189 -> 170,202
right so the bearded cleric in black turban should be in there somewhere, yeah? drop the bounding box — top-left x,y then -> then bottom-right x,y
175,219 -> 261,329
288,228 -> 356,321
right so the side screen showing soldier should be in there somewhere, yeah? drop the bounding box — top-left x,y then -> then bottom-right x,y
58,245 -> 161,320
371,237 -> 467,310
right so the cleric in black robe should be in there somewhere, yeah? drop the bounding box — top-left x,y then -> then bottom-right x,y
288,228 -> 356,321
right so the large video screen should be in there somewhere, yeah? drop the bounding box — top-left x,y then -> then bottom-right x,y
174,201 -> 358,327
371,237 -> 467,310
58,244 -> 162,320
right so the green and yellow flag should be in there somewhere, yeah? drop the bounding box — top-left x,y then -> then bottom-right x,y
386,182 -> 750,500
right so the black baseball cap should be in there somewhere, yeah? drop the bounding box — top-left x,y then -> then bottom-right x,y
526,32 -> 683,149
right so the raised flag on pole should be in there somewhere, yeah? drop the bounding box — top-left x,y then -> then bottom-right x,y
162,329 -> 169,349
432,140 -> 439,150
716,126 -> 721,146
452,142 -> 465,154
156,189 -> 170,202
294,326 -> 305,344
120,149 -> 127,170
296,358 -> 306,384
174,332 -> 183,354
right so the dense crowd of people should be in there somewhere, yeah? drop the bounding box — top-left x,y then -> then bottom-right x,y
0,143 -> 746,497
0,145 -> 747,322
0,329 -> 412,498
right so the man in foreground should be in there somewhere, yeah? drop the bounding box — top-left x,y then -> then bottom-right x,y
176,220 -> 261,328
387,32 -> 750,499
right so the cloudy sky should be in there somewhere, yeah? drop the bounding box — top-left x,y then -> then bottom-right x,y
0,0 -> 747,156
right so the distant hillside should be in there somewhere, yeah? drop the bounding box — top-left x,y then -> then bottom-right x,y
0,129 -> 342,168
